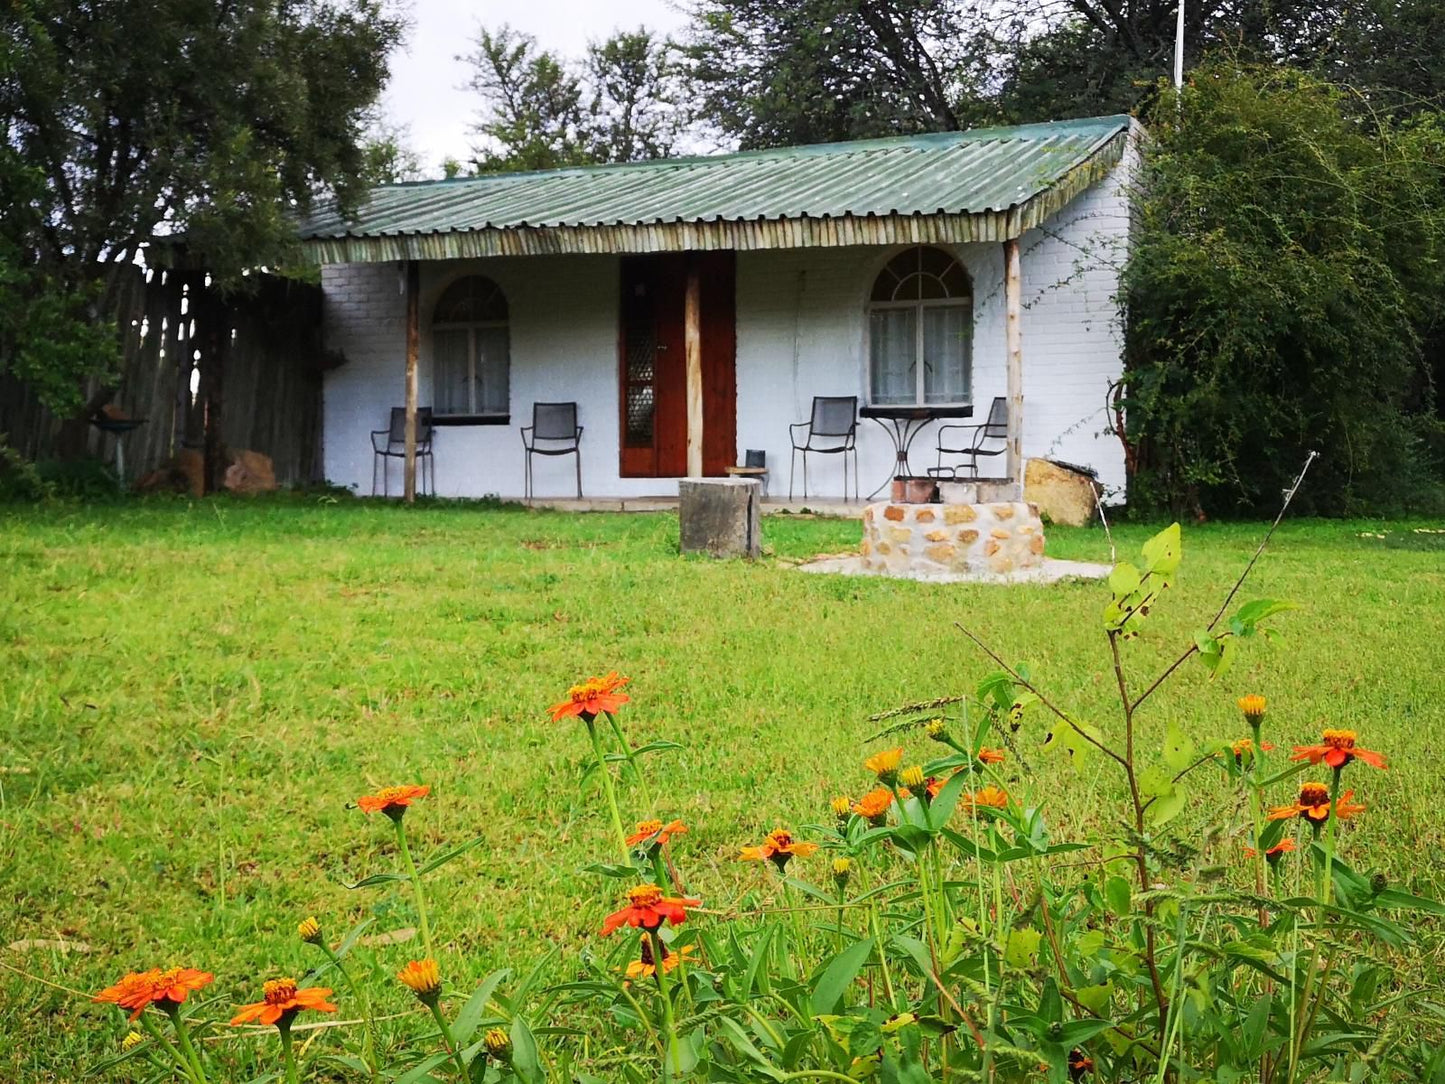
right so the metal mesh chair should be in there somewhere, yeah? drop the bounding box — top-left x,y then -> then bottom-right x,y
371,407 -> 434,496
789,395 -> 858,501
520,402 -> 583,499
933,396 -> 1007,479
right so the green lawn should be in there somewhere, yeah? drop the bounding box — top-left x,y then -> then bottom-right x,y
2,497 -> 1443,1080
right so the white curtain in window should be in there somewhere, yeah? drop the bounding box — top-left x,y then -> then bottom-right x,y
869,309 -> 916,405
923,307 -> 970,405
433,329 -> 470,414
474,326 -> 510,415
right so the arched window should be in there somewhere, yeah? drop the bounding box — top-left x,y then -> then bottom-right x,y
432,276 -> 509,416
867,246 -> 972,406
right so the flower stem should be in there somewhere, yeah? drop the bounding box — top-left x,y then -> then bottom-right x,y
322,946 -> 378,1081
588,719 -> 631,865
279,1022 -> 300,1084
139,1010 -> 197,1084
394,816 -> 435,961
163,1005 -> 209,1084
1322,768 -> 1343,906
427,1000 -> 470,1080
649,929 -> 682,1076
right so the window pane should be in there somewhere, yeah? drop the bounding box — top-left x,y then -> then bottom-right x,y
923,306 -> 971,405
475,326 -> 510,414
869,308 -> 917,405
433,329 -> 470,414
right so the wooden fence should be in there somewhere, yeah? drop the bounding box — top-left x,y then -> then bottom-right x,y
1,267 -> 326,486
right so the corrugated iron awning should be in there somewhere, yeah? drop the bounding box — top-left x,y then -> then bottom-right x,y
298,115 -> 1132,263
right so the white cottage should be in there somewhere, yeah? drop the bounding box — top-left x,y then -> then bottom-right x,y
300,115 -> 1139,503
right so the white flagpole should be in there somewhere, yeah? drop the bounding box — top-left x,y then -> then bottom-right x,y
1173,0 -> 1186,89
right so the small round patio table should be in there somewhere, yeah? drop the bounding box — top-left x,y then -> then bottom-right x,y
859,403 -> 973,499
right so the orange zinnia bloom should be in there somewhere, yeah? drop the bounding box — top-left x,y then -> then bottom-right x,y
548,672 -> 630,722
738,828 -> 819,871
600,883 -> 701,935
1268,782 -> 1364,823
356,784 -> 430,816
852,787 -> 894,825
1290,729 -> 1386,771
625,819 -> 687,847
977,747 -> 1006,765
863,747 -> 904,785
1244,838 -> 1296,860
94,967 -> 214,1021
962,785 -> 1010,812
230,978 -> 337,1027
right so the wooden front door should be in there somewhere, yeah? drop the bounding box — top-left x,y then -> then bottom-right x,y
619,253 -> 735,477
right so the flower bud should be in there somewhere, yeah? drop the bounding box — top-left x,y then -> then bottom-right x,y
900,765 -> 928,799
831,856 -> 852,888
830,795 -> 853,824
297,916 -> 323,945
924,718 -> 949,742
396,958 -> 441,1005
484,1027 -> 512,1062
1237,694 -> 1267,724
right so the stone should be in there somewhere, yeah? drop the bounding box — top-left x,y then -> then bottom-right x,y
944,506 -> 977,525
957,528 -> 979,544
888,526 -> 912,544
991,503 -> 1015,520
989,554 -> 1015,575
876,541 -> 891,554
990,528 -> 1011,539
1030,534 -> 1045,555
985,539 -> 1000,556
1024,458 -> 1102,528
925,543 -> 956,564
860,539 -> 872,556
883,505 -> 907,521
924,529 -> 949,542
678,478 -> 761,558
915,508 -> 936,523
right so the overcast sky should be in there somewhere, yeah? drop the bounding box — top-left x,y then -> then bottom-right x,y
383,0 -> 690,176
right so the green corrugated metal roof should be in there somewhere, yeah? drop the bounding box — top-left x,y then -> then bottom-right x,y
299,115 -> 1132,263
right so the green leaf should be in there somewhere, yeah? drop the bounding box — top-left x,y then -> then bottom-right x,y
927,769 -> 972,831
1148,784 -> 1187,826
1234,598 -> 1297,629
1075,982 -> 1112,1017
1041,717 -> 1102,766
1372,889 -> 1445,915
1104,876 -> 1132,918
417,835 -> 486,876
1162,725 -> 1195,771
341,870 -> 407,889
715,1018 -> 785,1078
811,937 -> 874,1015
509,1017 -> 544,1084
1004,927 -> 1042,968
331,917 -> 376,960
452,968 -> 510,1043
742,925 -> 775,1000
1058,1019 -> 1116,1044
1141,522 -> 1182,577
1108,562 -> 1143,597
395,1052 -> 452,1084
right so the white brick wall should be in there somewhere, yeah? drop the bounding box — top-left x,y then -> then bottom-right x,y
320,143 -> 1134,500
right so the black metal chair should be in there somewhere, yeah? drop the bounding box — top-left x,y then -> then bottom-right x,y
933,396 -> 1007,479
520,402 -> 583,499
789,396 -> 859,501
371,407 -> 434,496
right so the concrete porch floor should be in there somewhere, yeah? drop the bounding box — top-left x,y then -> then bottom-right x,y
521,496 -> 868,518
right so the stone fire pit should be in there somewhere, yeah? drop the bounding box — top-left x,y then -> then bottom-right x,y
862,499 -> 1045,578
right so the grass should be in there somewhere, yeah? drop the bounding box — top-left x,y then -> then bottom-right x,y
2,496 -> 1443,1080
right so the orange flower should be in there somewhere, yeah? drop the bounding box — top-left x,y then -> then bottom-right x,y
864,747 -> 904,785
600,883 -> 700,935
1238,695 -> 1267,723
852,788 -> 894,825
230,978 -> 336,1027
356,784 -> 430,816
1290,729 -> 1386,771
1228,737 -> 1276,764
625,819 -> 687,847
962,785 -> 1010,813
548,672 -> 630,722
739,828 -> 819,871
94,967 -> 214,1021
1268,782 -> 1365,823
977,747 -> 1006,765
1068,1048 -> 1095,1080
624,940 -> 697,980
1244,838 -> 1296,861
396,958 -> 441,1002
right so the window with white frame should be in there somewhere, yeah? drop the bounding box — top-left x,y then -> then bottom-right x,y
432,276 -> 510,416
867,247 -> 973,407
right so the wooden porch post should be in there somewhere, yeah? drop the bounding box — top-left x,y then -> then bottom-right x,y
402,259 -> 420,503
684,260 -> 703,477
1003,237 -> 1024,486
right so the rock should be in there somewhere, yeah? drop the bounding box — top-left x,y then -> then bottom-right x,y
1024,458 -> 1102,527
679,478 -> 761,558
133,447 -> 275,496
223,449 -> 276,494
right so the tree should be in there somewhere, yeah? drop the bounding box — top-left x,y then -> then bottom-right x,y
1120,64 -> 1445,516
463,25 -> 683,173
0,0 -> 402,417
